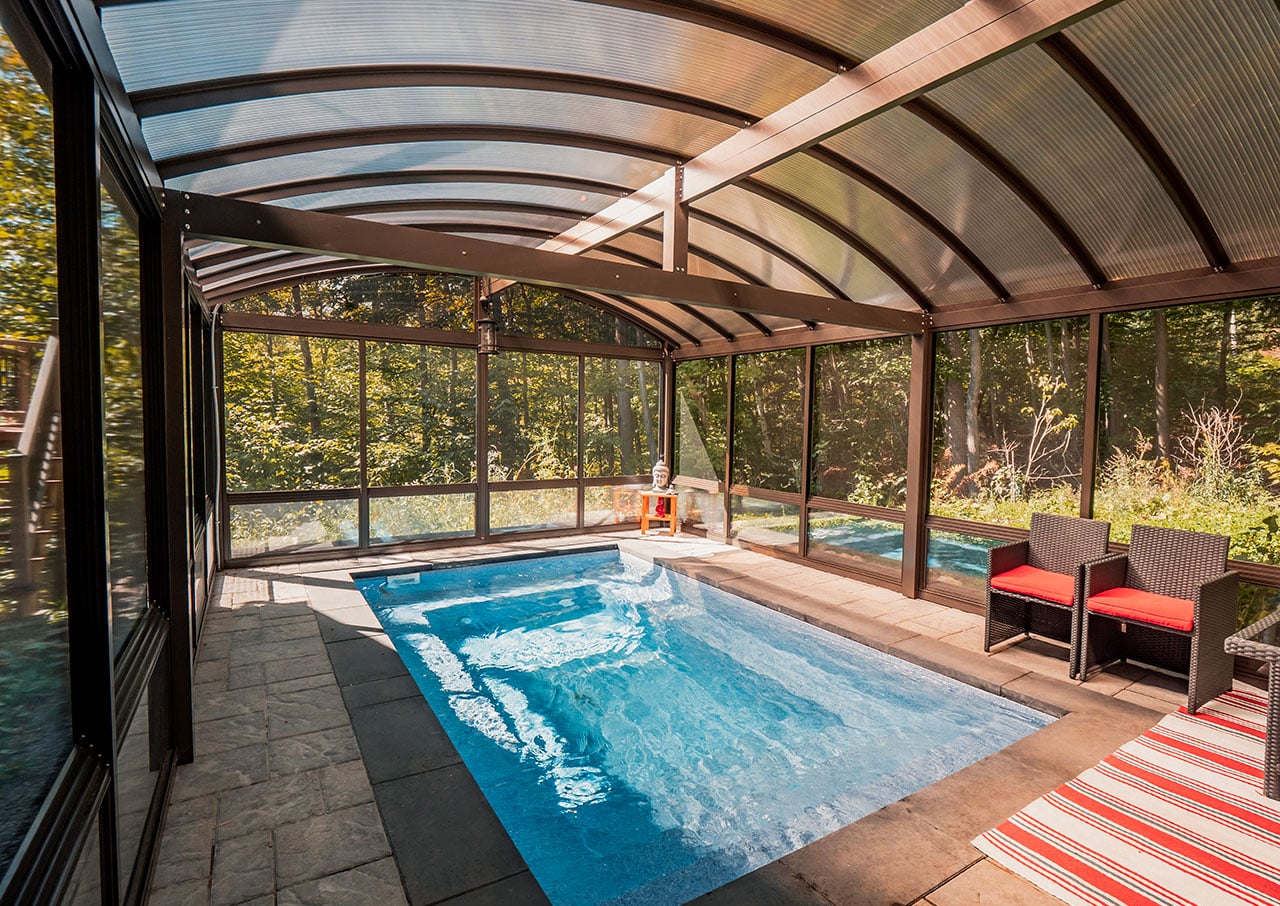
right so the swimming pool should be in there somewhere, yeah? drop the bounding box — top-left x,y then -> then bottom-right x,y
355,549 -> 1050,906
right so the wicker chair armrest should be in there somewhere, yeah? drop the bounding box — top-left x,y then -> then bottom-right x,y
1194,570 -> 1240,641
988,540 -> 1029,578
1084,553 -> 1127,597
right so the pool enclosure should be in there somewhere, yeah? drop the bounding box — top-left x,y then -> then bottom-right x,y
1,0 -> 1279,903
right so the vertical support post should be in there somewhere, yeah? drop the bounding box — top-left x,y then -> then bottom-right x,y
901,329 -> 936,598
722,355 -> 736,542
213,313 -> 228,570
576,355 -> 585,529
57,66 -> 120,899
475,341 -> 489,541
661,353 -> 675,471
662,165 -> 688,274
357,340 -> 369,548
798,345 -> 815,559
154,200 -> 194,767
1080,312 -> 1103,519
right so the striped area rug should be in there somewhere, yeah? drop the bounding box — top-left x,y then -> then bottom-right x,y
974,689 -> 1280,906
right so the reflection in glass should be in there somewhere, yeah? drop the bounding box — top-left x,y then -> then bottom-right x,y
230,271 -> 474,331
63,807 -> 101,906
807,513 -> 904,580
583,358 -> 660,478
101,182 -> 147,652
583,485 -> 643,527
229,499 -> 359,559
0,27 -> 72,880
222,333 -> 359,491
924,530 -> 1004,596
490,488 -> 576,533
369,494 -> 475,543
1096,299 -> 1280,568
116,685 -> 159,896
930,320 -> 1087,527
675,357 -> 727,484
366,342 -> 476,485
488,353 -> 578,481
676,486 -> 724,536
729,496 -> 799,554
732,350 -> 804,493
811,339 -> 911,507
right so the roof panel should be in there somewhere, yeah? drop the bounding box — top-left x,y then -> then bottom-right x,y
165,141 -> 666,197
270,183 -> 615,214
1069,0 -> 1280,262
754,156 -> 991,308
142,87 -> 734,163
102,0 -> 825,116
824,108 -> 1086,295
924,45 -> 1203,280
352,209 -> 578,232
687,218 -> 827,298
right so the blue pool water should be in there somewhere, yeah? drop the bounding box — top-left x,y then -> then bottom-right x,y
355,549 -> 1050,906
808,520 -> 1001,577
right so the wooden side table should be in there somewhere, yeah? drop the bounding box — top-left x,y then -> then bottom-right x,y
639,491 -> 679,535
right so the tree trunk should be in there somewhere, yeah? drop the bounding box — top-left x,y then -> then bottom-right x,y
292,285 -> 321,437
1217,301 -> 1234,409
942,332 -> 968,489
612,359 -> 636,474
966,329 -> 982,475
1154,309 -> 1171,463
635,361 -> 656,467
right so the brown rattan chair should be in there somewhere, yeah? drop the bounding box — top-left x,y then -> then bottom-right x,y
1079,524 -> 1238,714
1225,610 -> 1280,799
985,512 -> 1111,678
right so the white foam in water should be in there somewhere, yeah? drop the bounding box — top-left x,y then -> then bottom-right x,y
357,550 -> 1051,906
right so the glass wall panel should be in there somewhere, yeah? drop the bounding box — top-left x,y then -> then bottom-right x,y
810,339 -> 911,507
366,342 -> 476,485
116,686 -> 159,896
63,809 -> 101,906
807,512 -> 904,580
487,352 -> 578,481
369,493 -> 475,543
930,320 -> 1088,527
924,530 -> 1004,597
675,357 -> 727,534
101,181 -> 148,652
582,358 -> 660,478
229,499 -> 359,559
729,495 -> 800,553
0,27 -> 71,879
223,333 -> 359,491
1096,299 -> 1280,572
732,349 -> 805,493
495,285 -> 659,347
490,487 -> 576,533
583,484 -> 643,527
232,272 -> 474,331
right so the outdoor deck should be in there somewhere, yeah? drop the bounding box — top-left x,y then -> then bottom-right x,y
146,534 -> 1214,906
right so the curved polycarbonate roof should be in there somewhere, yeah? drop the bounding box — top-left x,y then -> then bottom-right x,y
100,0 -> 1280,344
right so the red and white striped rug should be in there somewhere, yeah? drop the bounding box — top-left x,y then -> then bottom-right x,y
974,688 -> 1280,906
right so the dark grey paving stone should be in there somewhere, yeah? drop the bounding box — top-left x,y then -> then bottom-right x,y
326,636 -> 411,687
375,766 -> 527,906
194,711 -> 268,759
274,802 -> 391,888
194,686 -> 266,724
267,685 -> 350,740
319,760 -> 375,812
434,871 -> 549,906
691,858 -> 830,906
315,605 -> 385,643
147,877 -> 211,906
348,696 -> 458,783
230,636 -> 327,667
277,857 -> 407,906
340,674 -> 422,710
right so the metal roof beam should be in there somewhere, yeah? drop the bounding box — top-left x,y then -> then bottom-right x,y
541,0 -> 1118,264
173,191 -> 919,332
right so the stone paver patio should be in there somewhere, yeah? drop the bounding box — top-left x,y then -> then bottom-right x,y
147,532 -> 1237,905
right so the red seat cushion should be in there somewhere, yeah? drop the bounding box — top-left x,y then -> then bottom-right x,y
1087,586 -> 1194,632
990,564 -> 1075,606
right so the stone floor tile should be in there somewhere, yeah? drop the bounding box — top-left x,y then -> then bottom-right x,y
236,619 -> 319,647
171,745 -> 268,801
1113,688 -> 1179,713
882,598 -> 950,626
151,818 -> 214,888
194,712 -> 268,759
194,686 -> 266,724
276,857 -> 407,906
267,685 -> 350,740
314,604 -> 384,643
944,626 -> 988,653
230,635 -> 327,667
692,858 -> 829,906
226,663 -> 266,691
325,635 -> 411,687
147,877 -> 211,906
318,760 -> 375,812
198,636 -> 232,661
273,802 -> 391,888
925,858 -> 1063,905
841,593 -> 914,620
268,671 -> 338,696
338,674 -> 422,710
210,829 -> 274,906
216,771 -> 327,841
348,695 -> 458,783
193,659 -> 229,687
264,653 -> 334,684
270,724 -> 363,776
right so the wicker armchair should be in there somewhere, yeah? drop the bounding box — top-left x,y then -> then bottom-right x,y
1079,524 -> 1238,714
985,512 -> 1111,677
